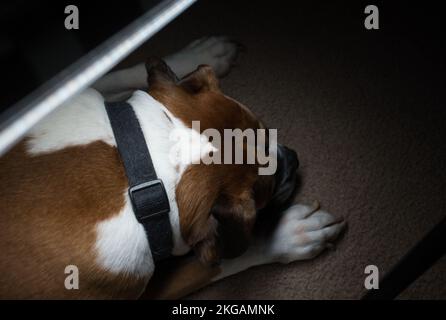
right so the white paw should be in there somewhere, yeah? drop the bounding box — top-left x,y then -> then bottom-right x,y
266,202 -> 346,264
165,36 -> 240,78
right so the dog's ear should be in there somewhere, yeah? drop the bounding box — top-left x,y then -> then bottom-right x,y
211,192 -> 256,259
179,65 -> 220,94
188,192 -> 256,266
176,166 -> 257,266
145,57 -> 179,88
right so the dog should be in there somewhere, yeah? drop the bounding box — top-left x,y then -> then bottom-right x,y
0,37 -> 345,299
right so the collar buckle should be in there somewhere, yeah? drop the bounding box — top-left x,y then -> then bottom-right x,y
128,179 -> 170,221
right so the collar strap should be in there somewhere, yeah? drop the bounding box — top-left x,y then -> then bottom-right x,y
105,101 -> 173,262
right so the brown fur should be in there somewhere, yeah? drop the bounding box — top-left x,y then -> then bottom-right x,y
147,58 -> 275,266
0,141 -> 148,299
142,255 -> 221,299
0,58 -> 275,299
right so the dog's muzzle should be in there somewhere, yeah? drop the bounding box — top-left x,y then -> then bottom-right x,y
269,144 -> 299,210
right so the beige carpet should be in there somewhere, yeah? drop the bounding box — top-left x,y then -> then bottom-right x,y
121,1 -> 446,299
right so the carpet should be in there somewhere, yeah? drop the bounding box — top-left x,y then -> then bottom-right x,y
121,0 -> 446,299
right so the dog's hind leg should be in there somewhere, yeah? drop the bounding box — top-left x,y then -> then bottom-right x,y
164,36 -> 241,79
93,36 -> 240,101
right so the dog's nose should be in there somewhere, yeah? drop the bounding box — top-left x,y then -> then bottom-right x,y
282,145 -> 299,173
262,144 -> 300,213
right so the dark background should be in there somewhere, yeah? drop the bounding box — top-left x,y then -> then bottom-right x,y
0,0 -> 161,109
1,0 -> 445,298
1,1 -> 444,110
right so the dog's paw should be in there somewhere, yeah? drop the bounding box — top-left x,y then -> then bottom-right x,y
266,202 -> 346,264
165,36 -> 241,78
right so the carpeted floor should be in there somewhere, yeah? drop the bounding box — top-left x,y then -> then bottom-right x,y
121,1 -> 446,299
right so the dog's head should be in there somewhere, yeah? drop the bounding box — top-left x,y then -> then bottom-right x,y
146,58 -> 299,265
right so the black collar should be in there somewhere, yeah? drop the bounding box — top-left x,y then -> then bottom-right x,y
105,101 -> 173,262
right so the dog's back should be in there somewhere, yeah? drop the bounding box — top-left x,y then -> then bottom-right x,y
0,90 -> 148,299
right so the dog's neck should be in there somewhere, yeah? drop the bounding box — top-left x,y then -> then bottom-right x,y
127,90 -> 191,256
127,90 -> 215,256
27,89 -> 216,260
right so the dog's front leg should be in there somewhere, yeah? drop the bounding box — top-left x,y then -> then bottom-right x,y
142,203 -> 346,299
93,36 -> 239,101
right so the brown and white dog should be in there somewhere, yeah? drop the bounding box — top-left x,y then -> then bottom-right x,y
0,37 -> 345,299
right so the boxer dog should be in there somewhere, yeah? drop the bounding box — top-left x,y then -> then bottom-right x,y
0,37 -> 345,299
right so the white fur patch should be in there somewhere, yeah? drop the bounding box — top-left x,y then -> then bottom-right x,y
94,196 -> 153,277
26,89 -> 213,275
26,89 -> 115,154
214,204 -> 346,281
169,125 -> 218,174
